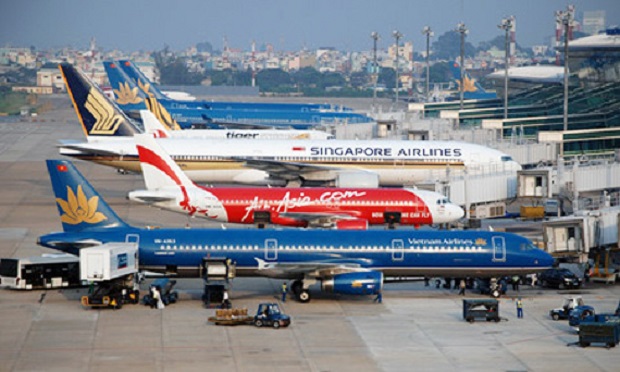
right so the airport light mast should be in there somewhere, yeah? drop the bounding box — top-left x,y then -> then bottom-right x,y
422,26 -> 433,102
556,7 -> 574,133
455,23 -> 468,111
371,32 -> 380,106
392,30 -> 403,104
498,17 -> 514,119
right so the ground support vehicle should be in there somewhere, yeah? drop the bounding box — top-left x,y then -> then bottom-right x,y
550,297 -> 589,321
463,299 -> 501,323
142,278 -> 178,308
577,322 -> 620,348
208,303 -> 291,329
570,312 -> 620,330
81,278 -> 139,309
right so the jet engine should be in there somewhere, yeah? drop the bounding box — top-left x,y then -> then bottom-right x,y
321,271 -> 383,295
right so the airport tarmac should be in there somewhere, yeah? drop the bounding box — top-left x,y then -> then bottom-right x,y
1,97 -> 619,372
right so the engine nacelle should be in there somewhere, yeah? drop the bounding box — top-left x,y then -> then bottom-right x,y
321,271 -> 383,296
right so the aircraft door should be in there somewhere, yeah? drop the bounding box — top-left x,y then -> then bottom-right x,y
125,234 -> 139,245
391,239 -> 404,261
492,236 -> 506,262
265,239 -> 278,261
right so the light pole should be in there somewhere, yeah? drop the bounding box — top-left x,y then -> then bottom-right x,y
422,26 -> 433,102
455,23 -> 468,110
371,32 -> 380,106
556,9 -> 573,132
498,17 -> 513,119
393,30 -> 403,103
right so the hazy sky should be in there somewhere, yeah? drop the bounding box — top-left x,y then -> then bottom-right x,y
1,0 -> 618,52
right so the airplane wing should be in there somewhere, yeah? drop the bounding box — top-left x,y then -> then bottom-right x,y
237,157 -> 341,181
58,143 -> 125,157
255,258 -> 373,278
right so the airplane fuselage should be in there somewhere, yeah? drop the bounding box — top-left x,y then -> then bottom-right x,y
61,139 -> 521,186
38,228 -> 554,279
129,187 -> 464,227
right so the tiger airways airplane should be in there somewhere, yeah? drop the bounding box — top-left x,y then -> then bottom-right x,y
129,132 -> 464,228
38,159 -> 553,302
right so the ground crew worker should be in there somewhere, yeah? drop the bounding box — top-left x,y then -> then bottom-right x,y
458,279 -> 466,296
281,282 -> 287,302
374,289 -> 382,303
516,297 -> 523,318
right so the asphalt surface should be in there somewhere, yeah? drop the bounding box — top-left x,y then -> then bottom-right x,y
1,96 -> 619,372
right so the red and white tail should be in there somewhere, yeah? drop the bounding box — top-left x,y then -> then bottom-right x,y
140,110 -> 170,138
134,133 -> 194,191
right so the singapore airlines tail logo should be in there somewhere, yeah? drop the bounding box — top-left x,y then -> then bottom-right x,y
85,87 -> 124,135
56,185 -> 107,225
113,82 -> 143,105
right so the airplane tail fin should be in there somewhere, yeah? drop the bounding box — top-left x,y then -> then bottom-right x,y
106,60 -> 181,131
46,159 -> 128,233
140,110 -> 170,138
134,133 -> 196,191
102,60 -> 148,112
58,63 -> 141,139
118,60 -> 167,100
450,60 -> 488,93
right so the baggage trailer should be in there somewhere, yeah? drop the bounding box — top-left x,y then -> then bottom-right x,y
208,303 -> 291,329
578,322 -> 620,348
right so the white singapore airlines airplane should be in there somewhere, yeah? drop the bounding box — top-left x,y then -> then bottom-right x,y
58,63 -> 522,187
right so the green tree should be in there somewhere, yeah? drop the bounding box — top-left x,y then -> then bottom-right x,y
378,67 -> 396,89
256,69 -> 294,92
432,31 -> 476,61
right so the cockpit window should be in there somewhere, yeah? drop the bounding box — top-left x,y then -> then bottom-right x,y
501,156 -> 513,162
436,198 -> 450,205
520,243 -> 537,251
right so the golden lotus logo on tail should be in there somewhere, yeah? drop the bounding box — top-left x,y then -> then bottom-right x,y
113,82 -> 143,105
457,75 -> 478,93
85,87 -> 124,134
56,185 -> 107,225
137,79 -> 155,98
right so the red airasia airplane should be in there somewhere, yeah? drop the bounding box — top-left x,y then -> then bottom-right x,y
128,134 -> 464,229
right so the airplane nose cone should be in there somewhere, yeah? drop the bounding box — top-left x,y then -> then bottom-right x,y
453,204 -> 465,220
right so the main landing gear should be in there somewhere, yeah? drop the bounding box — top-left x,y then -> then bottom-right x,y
291,279 -> 313,303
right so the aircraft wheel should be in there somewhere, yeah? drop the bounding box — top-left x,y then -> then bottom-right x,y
298,290 -> 311,303
291,280 -> 302,296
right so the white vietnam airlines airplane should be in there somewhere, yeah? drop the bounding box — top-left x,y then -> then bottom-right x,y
58,62 -> 522,187
129,133 -> 464,228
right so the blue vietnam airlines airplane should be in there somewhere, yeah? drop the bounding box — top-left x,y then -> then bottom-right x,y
104,60 -> 372,129
38,159 -> 554,302
450,61 -> 498,101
